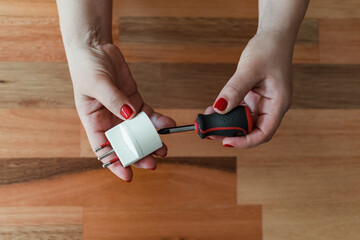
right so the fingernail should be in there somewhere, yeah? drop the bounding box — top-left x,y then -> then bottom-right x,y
149,165 -> 157,171
120,104 -> 133,119
214,98 -> 228,111
161,152 -> 167,158
223,144 -> 234,148
206,137 -> 213,140
125,179 -> 132,183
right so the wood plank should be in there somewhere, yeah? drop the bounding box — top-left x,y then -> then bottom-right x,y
132,63 -> 360,109
306,0 -> 360,19
113,0 -> 360,19
114,0 -> 258,18
0,62 -> 74,108
0,206 -> 82,240
0,16 -> 66,62
0,207 -> 82,225
236,109 -> 360,239
319,19 -> 360,64
0,109 -> 80,158
0,158 -> 99,185
292,64 -> 360,108
0,225 -> 82,240
83,205 -> 262,240
4,63 -> 359,109
119,17 -> 318,63
0,1 -> 118,62
0,157 -> 238,207
0,157 -> 235,185
262,204 -> 360,240
0,0 -> 58,17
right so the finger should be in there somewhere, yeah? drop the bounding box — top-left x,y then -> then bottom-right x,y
213,70 -> 258,114
131,154 -> 157,170
153,142 -> 168,157
222,102 -> 284,149
204,105 -> 216,115
143,104 -> 177,129
93,81 -> 136,121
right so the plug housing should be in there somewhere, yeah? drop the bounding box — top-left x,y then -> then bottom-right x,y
105,112 -> 162,167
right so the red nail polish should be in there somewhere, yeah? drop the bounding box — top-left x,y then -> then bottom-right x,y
120,104 -> 133,119
206,137 -> 213,140
223,144 -> 234,148
125,179 -> 132,183
214,98 -> 228,111
150,165 -> 157,170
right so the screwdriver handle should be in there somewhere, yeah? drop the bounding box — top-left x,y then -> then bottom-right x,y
195,106 -> 253,139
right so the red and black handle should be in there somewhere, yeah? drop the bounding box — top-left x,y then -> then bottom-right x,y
194,105 -> 253,139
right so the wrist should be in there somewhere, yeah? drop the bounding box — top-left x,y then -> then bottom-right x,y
61,24 -> 113,53
254,28 -> 296,50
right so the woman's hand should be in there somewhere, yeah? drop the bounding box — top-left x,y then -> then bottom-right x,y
67,43 -> 176,182
208,32 -> 293,148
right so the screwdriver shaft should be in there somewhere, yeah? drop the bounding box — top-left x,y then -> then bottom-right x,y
158,124 -> 195,135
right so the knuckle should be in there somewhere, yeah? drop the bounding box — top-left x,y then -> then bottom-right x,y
226,81 -> 240,94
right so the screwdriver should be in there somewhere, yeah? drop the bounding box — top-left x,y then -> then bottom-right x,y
157,105 -> 253,138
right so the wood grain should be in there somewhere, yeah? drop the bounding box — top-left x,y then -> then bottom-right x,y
132,63 -> 360,109
0,225 -> 82,240
0,156 -> 262,239
0,157 -> 238,207
114,0 -> 258,18
0,206 -> 82,240
262,204 -> 360,240
119,17 -> 318,63
319,19 -> 360,64
0,16 -> 66,62
3,62 -> 359,109
236,109 -> 360,239
113,0 -> 360,19
0,207 -> 82,225
0,62 -> 74,108
83,205 -> 262,240
0,109 -> 80,158
292,64 -> 360,108
0,157 -> 235,185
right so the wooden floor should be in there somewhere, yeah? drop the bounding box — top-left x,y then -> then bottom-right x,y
0,0 -> 359,239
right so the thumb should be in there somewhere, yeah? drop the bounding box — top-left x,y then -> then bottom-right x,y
213,71 -> 254,114
94,80 -> 136,120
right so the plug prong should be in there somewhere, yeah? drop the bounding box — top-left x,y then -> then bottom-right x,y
102,156 -> 120,168
98,149 -> 115,160
94,141 -> 111,153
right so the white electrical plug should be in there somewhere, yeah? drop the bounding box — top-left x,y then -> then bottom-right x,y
97,112 -> 163,168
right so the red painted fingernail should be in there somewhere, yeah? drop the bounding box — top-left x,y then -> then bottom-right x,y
120,104 -> 133,119
223,144 -> 234,148
125,179 -> 132,183
206,137 -> 213,140
150,165 -> 157,170
214,98 -> 228,111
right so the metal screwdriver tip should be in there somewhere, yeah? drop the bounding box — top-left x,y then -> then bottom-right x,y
98,149 -> 115,161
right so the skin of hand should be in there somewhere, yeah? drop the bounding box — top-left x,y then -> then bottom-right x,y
208,31 -> 293,147
67,43 -> 176,182
209,0 -> 309,148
